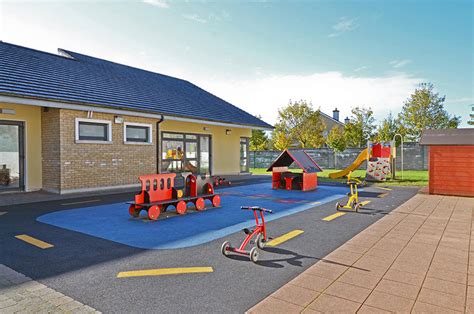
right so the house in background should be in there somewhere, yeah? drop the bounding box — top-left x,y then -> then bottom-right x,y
0,42 -> 272,194
320,108 -> 345,138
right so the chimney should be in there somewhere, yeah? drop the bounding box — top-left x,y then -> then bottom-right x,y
332,108 -> 339,121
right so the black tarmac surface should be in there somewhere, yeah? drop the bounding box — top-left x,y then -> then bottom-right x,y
0,179 -> 419,313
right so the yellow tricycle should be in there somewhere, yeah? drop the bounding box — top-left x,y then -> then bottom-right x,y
335,172 -> 363,212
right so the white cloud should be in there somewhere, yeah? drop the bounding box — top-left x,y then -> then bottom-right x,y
354,66 -> 368,72
142,0 -> 169,8
329,17 -> 359,37
196,72 -> 423,126
389,59 -> 411,68
182,13 -> 207,23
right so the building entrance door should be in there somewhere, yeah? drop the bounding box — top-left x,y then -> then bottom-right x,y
0,120 -> 25,191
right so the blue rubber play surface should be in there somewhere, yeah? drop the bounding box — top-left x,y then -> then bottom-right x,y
37,183 -> 347,249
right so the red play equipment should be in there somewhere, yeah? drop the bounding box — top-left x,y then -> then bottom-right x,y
213,176 -> 231,186
127,173 -> 221,220
267,149 -> 323,191
221,206 -> 272,263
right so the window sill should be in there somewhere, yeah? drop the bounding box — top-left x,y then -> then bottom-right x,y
75,140 -> 113,144
124,141 -> 153,145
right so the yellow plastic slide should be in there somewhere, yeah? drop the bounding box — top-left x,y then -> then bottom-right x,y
329,148 -> 368,179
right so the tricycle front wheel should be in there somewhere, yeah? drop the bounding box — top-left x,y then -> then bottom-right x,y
221,241 -> 232,256
256,233 -> 266,249
249,247 -> 259,263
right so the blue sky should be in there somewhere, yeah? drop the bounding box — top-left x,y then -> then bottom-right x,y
0,0 -> 472,126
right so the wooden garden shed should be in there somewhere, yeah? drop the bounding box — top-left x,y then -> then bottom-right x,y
420,128 -> 474,197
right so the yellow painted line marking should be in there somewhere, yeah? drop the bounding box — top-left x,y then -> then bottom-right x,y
15,235 -> 54,249
309,201 -> 321,206
378,193 -> 389,198
359,200 -> 371,207
377,187 -> 392,191
266,230 -> 304,247
61,199 -> 101,206
322,212 -> 346,221
117,267 -> 213,278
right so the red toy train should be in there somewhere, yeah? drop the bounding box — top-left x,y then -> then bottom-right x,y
127,173 -> 221,220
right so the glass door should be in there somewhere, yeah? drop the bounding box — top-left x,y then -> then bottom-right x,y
161,132 -> 212,174
240,137 -> 249,173
0,120 -> 24,191
199,135 -> 211,174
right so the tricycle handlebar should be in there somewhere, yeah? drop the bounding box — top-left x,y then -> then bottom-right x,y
241,206 -> 272,213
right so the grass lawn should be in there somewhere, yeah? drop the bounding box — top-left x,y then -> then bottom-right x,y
250,168 -> 428,186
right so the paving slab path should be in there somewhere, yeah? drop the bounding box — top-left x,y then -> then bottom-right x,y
248,193 -> 474,313
0,264 -> 100,313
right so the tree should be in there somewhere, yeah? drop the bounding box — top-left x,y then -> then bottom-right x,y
326,126 -> 347,169
250,129 -> 269,151
271,100 -> 326,149
398,83 -> 460,141
326,126 -> 347,153
344,106 -> 376,147
271,129 -> 292,150
374,113 -> 400,142
249,115 -> 269,151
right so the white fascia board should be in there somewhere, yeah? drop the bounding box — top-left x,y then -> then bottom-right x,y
0,95 -> 272,130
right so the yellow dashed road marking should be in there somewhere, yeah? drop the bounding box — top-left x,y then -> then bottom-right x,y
378,193 -> 389,198
117,267 -> 214,278
266,230 -> 304,247
359,200 -> 371,207
322,212 -> 346,221
377,187 -> 392,191
15,234 -> 54,249
61,199 -> 101,206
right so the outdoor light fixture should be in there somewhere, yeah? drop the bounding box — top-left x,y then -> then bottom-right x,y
0,108 -> 16,115
114,116 -> 124,124
226,129 -> 232,135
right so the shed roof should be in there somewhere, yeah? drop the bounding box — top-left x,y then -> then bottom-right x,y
0,42 -> 272,129
419,128 -> 474,146
266,150 -> 323,173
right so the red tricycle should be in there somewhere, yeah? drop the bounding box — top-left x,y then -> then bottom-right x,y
221,206 -> 272,263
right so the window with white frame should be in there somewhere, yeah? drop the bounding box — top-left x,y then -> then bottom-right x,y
75,118 -> 112,142
124,122 -> 152,144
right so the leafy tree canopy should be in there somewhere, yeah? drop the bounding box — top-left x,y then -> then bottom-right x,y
398,83 -> 460,141
271,100 -> 326,149
249,115 -> 269,151
325,126 -> 347,153
374,112 -> 401,143
344,106 -> 376,147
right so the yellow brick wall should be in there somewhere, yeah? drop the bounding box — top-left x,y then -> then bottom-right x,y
59,109 -> 158,192
41,108 -> 61,192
